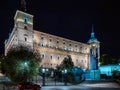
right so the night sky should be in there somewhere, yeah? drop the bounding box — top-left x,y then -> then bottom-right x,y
0,0 -> 120,58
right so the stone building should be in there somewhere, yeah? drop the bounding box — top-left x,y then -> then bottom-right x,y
4,10 -> 100,70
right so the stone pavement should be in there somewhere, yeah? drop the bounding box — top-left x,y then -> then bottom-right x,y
79,80 -> 120,88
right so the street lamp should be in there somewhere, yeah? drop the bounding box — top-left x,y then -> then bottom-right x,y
23,62 -> 28,82
62,70 -> 64,83
42,68 -> 45,86
23,61 -> 28,89
64,69 -> 67,86
54,68 -> 57,86
24,62 -> 27,66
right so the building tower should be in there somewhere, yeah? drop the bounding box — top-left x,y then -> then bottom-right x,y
88,25 -> 100,70
5,0 -> 34,55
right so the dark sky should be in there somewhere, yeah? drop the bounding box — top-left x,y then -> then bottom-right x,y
0,0 -> 120,58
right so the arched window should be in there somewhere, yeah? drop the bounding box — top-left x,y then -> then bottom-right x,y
24,34 -> 28,42
24,26 -> 28,30
41,35 -> 44,40
41,53 -> 45,59
40,42 -> 45,47
64,56 -> 67,60
50,54 -> 53,60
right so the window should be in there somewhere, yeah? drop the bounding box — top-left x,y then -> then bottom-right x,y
40,42 -> 45,47
41,53 -> 45,59
63,42 -> 65,45
81,60 -> 83,63
49,42 -> 52,47
41,36 -> 44,40
75,45 -> 77,47
57,40 -> 59,44
24,26 -> 28,30
56,46 -> 58,48
69,47 -> 73,51
64,46 -> 67,50
80,45 -> 82,53
24,34 -> 28,42
49,38 -> 52,42
57,55 -> 60,60
24,17 -> 28,24
76,58 -> 78,62
50,54 -> 53,60
76,49 -> 79,52
80,44 -> 82,49
64,56 -> 67,59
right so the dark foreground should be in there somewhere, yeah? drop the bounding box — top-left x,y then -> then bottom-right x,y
41,80 -> 120,90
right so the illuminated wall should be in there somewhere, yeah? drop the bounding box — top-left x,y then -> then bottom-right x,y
5,10 -> 92,69
99,65 -> 120,76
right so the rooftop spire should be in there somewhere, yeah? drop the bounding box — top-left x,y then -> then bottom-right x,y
21,0 -> 27,12
91,24 -> 95,38
88,24 -> 99,43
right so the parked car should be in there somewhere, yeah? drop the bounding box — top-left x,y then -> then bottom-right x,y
18,82 -> 41,90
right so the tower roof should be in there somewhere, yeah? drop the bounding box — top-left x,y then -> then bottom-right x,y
88,25 -> 99,43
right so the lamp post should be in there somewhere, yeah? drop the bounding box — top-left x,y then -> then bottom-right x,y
24,62 -> 28,82
62,70 -> 64,83
23,62 -> 28,89
42,68 -> 45,86
54,68 -> 57,86
64,69 -> 67,86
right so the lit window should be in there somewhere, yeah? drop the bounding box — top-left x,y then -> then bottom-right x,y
69,47 -> 73,51
24,17 -> 28,23
64,46 -> 67,50
76,49 -> 79,52
56,46 -> 58,48
24,34 -> 28,42
49,42 -> 52,47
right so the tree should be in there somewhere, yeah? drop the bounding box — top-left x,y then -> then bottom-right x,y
1,46 -> 41,83
99,54 -> 117,65
58,55 -> 74,71
56,55 -> 74,83
117,58 -> 120,65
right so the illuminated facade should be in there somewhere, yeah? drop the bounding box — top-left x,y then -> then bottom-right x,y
88,25 -> 100,70
4,10 -> 100,69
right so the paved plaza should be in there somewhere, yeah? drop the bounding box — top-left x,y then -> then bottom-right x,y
0,80 -> 120,90
41,80 -> 120,90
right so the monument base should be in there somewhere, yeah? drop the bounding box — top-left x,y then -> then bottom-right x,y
90,70 -> 100,80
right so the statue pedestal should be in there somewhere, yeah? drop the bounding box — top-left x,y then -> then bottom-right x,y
90,70 -> 100,80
